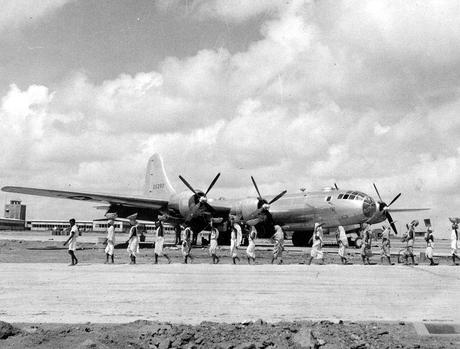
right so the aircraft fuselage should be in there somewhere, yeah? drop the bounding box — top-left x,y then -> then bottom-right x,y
267,188 -> 382,231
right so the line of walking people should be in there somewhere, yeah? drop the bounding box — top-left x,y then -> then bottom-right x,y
64,214 -> 460,266
99,213 -> 260,265
304,219 -> 460,266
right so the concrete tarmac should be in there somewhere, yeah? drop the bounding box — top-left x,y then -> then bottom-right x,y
0,263 -> 459,324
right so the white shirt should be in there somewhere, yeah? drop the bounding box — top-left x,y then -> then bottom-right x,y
338,226 -> 347,244
211,228 -> 219,240
232,223 -> 242,246
70,225 -> 78,244
273,226 -> 284,244
451,230 -> 458,248
249,227 -> 257,242
68,225 -> 78,250
382,228 -> 390,241
106,225 -> 115,242
312,227 -> 323,248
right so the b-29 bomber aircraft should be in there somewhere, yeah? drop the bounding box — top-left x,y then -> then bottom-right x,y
2,154 -> 427,246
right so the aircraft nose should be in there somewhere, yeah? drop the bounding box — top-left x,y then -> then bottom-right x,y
362,196 -> 376,218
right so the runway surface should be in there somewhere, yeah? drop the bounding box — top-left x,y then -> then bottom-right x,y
0,263 -> 459,324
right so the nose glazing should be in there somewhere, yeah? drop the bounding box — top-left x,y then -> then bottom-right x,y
362,196 -> 376,218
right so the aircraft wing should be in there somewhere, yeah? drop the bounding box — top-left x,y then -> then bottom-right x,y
387,208 -> 430,212
205,198 -> 233,215
2,186 -> 168,209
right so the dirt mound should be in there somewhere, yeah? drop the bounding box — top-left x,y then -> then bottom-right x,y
0,321 -> 20,339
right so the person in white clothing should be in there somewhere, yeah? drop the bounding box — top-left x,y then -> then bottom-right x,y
63,218 -> 78,266
154,220 -> 171,264
126,214 -> 139,264
104,219 -> 115,264
337,225 -> 350,264
425,226 -> 438,266
402,220 -> 418,265
307,223 -> 324,265
270,225 -> 285,264
209,221 -> 220,264
181,224 -> 193,264
360,223 -> 373,265
450,222 -> 460,265
380,225 -> 394,265
229,218 -> 241,264
246,226 -> 257,264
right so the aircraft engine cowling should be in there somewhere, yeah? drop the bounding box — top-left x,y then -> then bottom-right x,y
176,191 -> 196,218
175,190 -> 212,222
232,198 -> 260,221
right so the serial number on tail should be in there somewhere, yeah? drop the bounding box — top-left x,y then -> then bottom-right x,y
151,183 -> 165,189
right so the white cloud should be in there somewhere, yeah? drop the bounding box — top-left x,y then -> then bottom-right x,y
2,0 -> 460,233
0,0 -> 72,34
374,123 -> 390,136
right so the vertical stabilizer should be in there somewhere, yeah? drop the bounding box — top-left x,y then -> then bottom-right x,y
144,154 -> 175,199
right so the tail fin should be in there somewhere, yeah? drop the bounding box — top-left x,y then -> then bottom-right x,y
144,153 -> 175,199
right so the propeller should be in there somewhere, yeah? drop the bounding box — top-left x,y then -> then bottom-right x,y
373,183 -> 401,234
178,173 -> 221,218
250,176 -> 287,213
178,175 -> 197,195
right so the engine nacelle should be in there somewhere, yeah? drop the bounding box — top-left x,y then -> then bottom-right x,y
231,198 -> 260,221
167,191 -> 197,218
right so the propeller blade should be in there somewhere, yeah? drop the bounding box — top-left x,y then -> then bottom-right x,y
205,173 -> 221,195
178,175 -> 197,195
251,176 -> 263,200
387,193 -> 401,207
386,212 -> 398,235
268,190 -> 287,205
334,183 -> 339,190
387,208 -> 430,212
373,183 -> 383,203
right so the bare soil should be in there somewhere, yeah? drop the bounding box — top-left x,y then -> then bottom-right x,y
1,319 -> 459,349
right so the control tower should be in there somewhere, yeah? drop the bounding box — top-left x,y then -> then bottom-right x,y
4,200 -> 26,220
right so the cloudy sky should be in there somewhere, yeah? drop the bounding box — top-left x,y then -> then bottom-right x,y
1,0 -> 460,235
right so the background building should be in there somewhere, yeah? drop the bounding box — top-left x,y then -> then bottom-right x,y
4,200 -> 26,220
1,200 -> 26,230
0,217 -> 26,230
26,220 -> 93,232
92,218 -> 175,235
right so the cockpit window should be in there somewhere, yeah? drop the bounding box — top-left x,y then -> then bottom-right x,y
326,196 -> 331,202
338,192 -> 366,200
